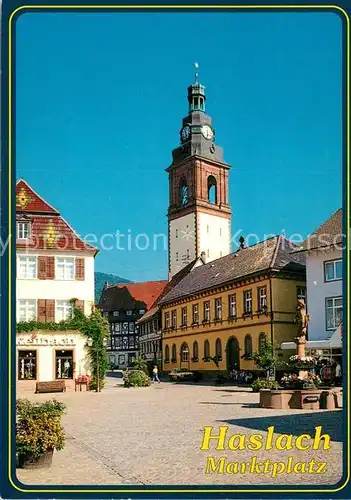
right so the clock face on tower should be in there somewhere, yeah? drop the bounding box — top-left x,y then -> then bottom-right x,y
201,125 -> 214,140
181,125 -> 191,142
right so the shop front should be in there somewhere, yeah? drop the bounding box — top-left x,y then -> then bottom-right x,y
16,330 -> 91,392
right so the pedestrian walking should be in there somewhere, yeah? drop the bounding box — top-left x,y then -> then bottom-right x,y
152,365 -> 160,383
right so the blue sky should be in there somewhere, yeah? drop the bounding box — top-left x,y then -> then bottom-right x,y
16,11 -> 342,282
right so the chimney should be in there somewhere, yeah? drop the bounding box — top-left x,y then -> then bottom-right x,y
103,281 -> 109,290
200,251 -> 207,264
239,236 -> 245,249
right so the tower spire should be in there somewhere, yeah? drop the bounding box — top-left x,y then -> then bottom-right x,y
194,61 -> 199,83
188,62 -> 206,113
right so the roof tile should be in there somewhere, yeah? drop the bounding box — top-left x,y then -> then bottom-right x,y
16,180 -> 59,214
101,281 -> 168,311
159,236 -> 305,305
16,179 -> 98,253
296,208 -> 343,252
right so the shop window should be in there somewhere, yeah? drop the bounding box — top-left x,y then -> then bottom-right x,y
18,350 -> 37,380
55,350 -> 73,379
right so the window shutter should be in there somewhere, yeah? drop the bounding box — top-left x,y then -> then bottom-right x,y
38,256 -> 47,279
47,257 -> 55,280
37,299 -> 46,322
75,257 -> 85,280
76,300 -> 84,313
46,300 -> 55,322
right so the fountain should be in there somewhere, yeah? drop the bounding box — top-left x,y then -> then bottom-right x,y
259,300 -> 342,410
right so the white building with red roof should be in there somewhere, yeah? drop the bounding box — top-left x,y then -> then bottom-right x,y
16,179 -> 98,321
16,179 -> 98,390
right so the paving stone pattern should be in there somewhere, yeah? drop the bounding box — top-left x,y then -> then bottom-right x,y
16,378 -> 343,487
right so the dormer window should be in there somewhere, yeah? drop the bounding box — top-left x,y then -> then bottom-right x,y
17,221 -> 30,240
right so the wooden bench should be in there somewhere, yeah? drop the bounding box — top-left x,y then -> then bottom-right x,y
35,380 -> 66,394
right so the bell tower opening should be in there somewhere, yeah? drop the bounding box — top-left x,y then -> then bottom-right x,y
166,64 -> 232,279
207,176 -> 217,204
179,178 -> 188,206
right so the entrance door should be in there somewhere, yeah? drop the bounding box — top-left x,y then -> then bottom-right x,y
226,337 -> 240,371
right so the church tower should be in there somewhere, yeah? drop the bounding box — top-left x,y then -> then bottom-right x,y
167,66 -> 232,278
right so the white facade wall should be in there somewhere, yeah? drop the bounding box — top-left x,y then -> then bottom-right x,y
169,213 -> 196,277
306,248 -> 343,341
16,249 -> 95,317
169,211 -> 231,277
198,212 -> 231,262
16,331 -> 92,382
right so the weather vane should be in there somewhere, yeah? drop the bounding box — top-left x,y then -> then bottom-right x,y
194,62 -> 199,83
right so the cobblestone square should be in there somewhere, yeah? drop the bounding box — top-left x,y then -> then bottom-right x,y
16,377 -> 343,487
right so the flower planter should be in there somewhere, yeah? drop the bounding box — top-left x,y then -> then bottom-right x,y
259,389 -> 302,409
259,388 -> 337,410
300,390 -> 322,410
259,389 -> 274,408
269,390 -> 285,409
16,399 -> 66,468
18,449 -> 54,469
286,390 -> 302,409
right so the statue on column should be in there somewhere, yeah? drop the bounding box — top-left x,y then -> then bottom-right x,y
295,299 -> 310,358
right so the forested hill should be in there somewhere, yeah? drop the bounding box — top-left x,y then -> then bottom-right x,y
95,272 -> 131,303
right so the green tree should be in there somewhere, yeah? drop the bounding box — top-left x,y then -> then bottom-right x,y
81,308 -> 110,391
131,355 -> 149,375
251,341 -> 285,378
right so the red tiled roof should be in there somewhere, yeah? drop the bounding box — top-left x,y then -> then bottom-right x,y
137,260 -> 200,323
16,179 -> 59,214
16,179 -> 98,254
109,281 -> 168,310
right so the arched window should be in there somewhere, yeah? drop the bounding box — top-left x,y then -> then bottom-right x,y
193,341 -> 199,361
165,345 -> 170,362
244,334 -> 253,356
172,344 -> 177,362
179,178 -> 188,206
215,338 -> 222,359
204,339 -> 210,359
259,333 -> 267,352
207,176 -> 217,204
181,343 -> 189,362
